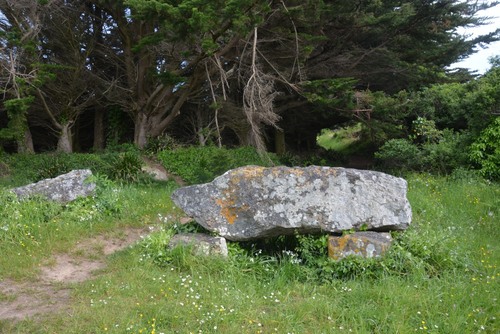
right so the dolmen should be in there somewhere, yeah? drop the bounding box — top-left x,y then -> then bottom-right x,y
172,166 -> 412,260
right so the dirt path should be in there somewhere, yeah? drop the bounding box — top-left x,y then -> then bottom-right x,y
0,226 -> 153,323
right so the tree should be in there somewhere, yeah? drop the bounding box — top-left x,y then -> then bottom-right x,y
31,0 -> 102,153
0,0 -> 44,153
271,0 -> 500,151
2,0 -> 498,154
80,0 -> 268,149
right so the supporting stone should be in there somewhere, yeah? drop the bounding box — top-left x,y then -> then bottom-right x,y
168,233 -> 228,257
328,232 -> 392,260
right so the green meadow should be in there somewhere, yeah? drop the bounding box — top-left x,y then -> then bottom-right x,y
0,152 -> 498,334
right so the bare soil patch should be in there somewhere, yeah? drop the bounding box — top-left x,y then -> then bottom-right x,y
0,226 -> 152,323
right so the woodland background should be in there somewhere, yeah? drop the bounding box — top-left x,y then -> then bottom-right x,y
1,0 -> 499,178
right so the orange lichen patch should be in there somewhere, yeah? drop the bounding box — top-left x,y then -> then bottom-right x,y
328,235 -> 349,260
215,197 -> 250,225
212,166 -> 266,225
216,198 -> 237,224
216,199 -> 238,225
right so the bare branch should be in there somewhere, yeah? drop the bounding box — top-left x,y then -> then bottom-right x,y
243,27 -> 280,153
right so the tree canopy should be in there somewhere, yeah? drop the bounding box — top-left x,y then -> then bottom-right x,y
0,0 -> 499,154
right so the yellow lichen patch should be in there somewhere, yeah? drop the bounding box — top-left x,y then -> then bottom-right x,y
228,166 -> 266,187
221,206 -> 238,224
236,166 -> 266,178
215,198 -> 238,224
328,235 -> 347,260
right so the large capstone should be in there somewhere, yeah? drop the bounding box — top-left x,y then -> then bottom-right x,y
171,166 -> 412,241
11,169 -> 96,203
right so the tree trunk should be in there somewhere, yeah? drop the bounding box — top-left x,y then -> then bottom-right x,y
274,128 -> 286,155
17,128 -> 35,153
93,109 -> 105,151
57,123 -> 73,153
134,112 -> 148,149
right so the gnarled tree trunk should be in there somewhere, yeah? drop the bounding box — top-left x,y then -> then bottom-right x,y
17,128 -> 35,153
56,123 -> 73,153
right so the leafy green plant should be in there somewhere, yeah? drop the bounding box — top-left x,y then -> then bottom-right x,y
469,117 -> 500,180
375,138 -> 420,170
295,233 -> 328,266
108,151 -> 145,183
138,227 -> 175,266
409,117 -> 442,144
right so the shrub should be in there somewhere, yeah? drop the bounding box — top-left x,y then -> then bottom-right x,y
144,134 -> 178,155
375,138 -> 421,170
158,146 -> 279,184
107,151 -> 145,183
469,117 -> 500,180
376,120 -> 471,174
420,129 -> 470,174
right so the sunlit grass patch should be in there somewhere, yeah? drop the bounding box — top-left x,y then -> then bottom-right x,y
316,123 -> 363,152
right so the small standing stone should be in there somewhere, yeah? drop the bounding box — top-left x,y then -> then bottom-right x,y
168,233 -> 228,257
11,169 -> 96,203
328,231 -> 392,260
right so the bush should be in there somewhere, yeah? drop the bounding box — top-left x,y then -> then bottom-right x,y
107,151 -> 146,183
375,138 -> 421,170
419,129 -> 470,174
158,146 -> 279,184
469,117 -> 500,180
375,122 -> 470,174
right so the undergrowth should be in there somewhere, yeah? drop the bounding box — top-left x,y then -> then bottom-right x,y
158,146 -> 280,184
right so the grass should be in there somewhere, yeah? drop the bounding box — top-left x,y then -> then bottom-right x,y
0,153 -> 498,333
316,123 -> 363,152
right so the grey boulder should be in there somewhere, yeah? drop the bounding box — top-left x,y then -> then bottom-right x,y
171,166 -> 412,241
11,169 -> 96,203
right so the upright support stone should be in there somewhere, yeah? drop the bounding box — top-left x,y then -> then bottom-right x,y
168,233 -> 228,257
328,232 -> 392,260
